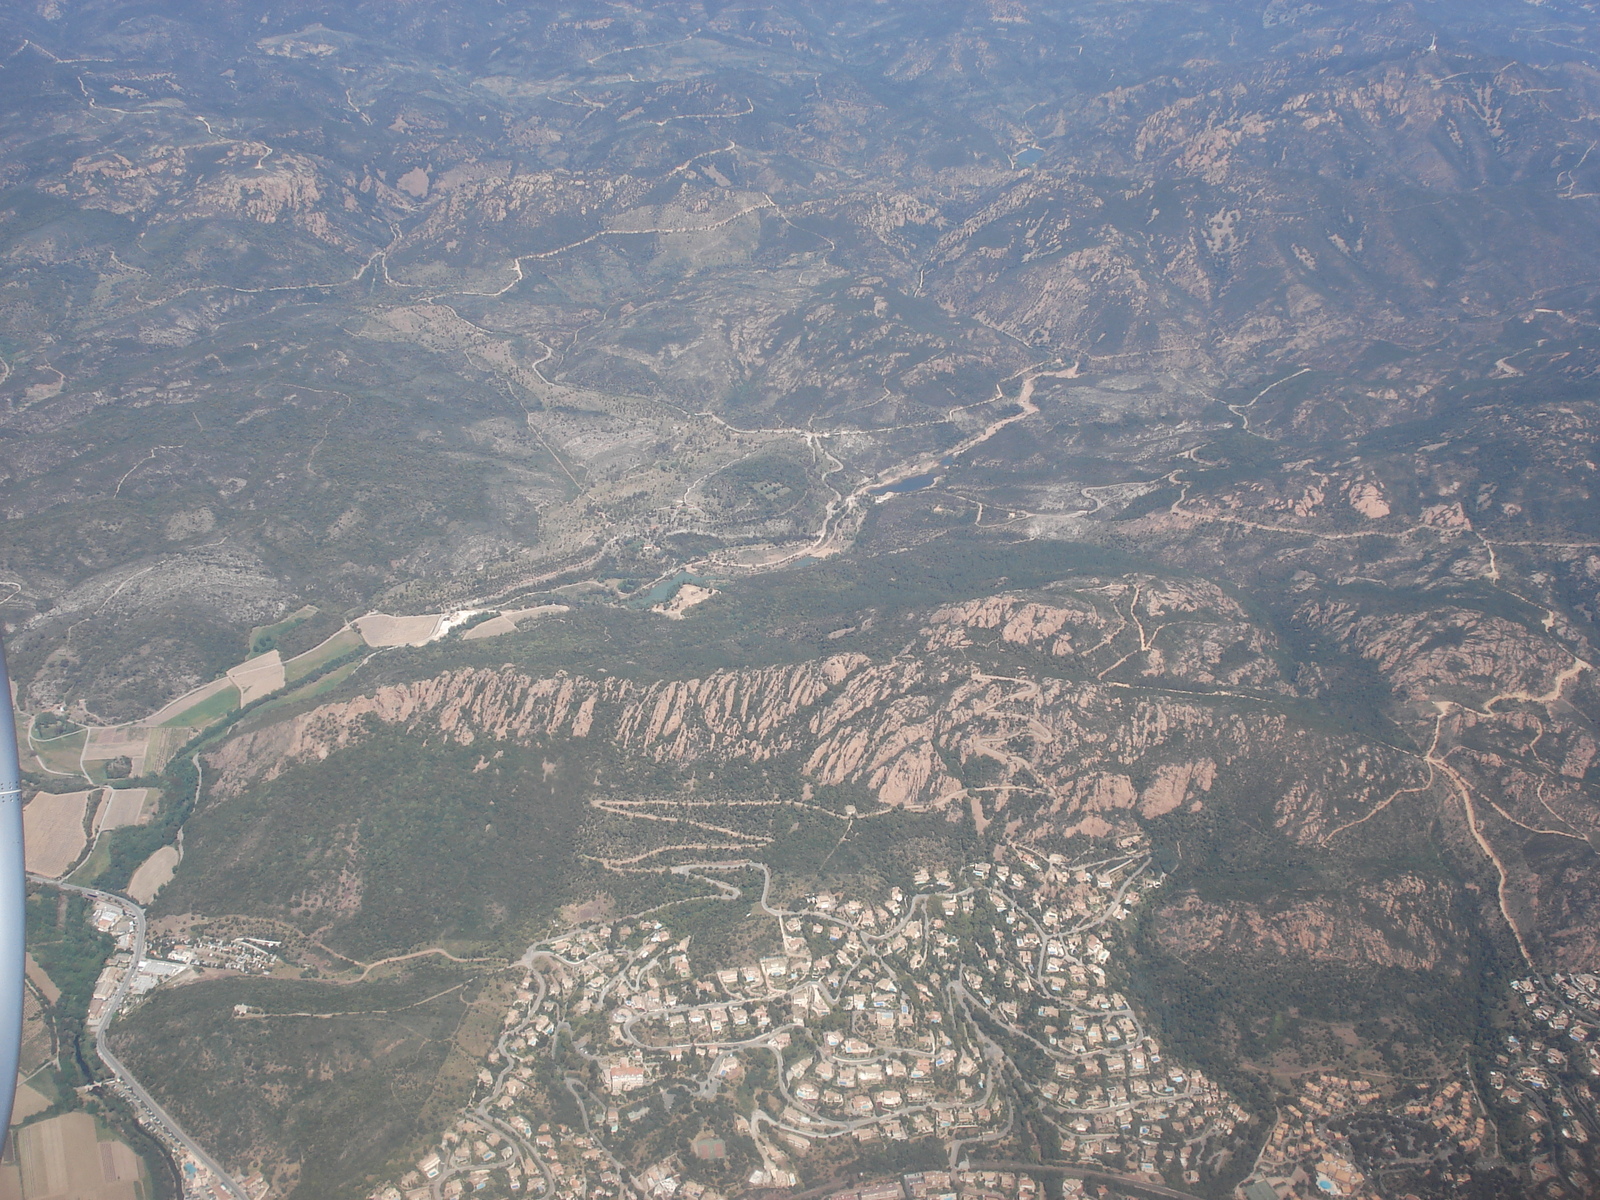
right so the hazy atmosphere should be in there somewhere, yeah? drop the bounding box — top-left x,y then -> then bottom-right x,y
4,2 -> 1600,1199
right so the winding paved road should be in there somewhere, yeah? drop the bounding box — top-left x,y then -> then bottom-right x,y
30,873 -> 248,1200
966,1159 -> 1205,1200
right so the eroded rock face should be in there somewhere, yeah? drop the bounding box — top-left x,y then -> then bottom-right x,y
1299,601 -> 1576,708
202,562 -> 1600,976
922,583 -> 1292,692
209,580 -> 1402,847
1139,759 -> 1216,818
212,655 -> 1250,818
43,140 -> 366,249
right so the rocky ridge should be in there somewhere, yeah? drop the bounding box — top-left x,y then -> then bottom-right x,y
209,582 -> 1323,828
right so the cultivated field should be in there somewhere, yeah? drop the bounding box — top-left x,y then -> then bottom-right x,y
459,614 -> 517,641
24,955 -> 60,1005
25,726 -> 86,779
82,725 -> 151,775
460,604 -> 571,641
14,1112 -> 144,1200
141,726 -> 187,774
95,788 -> 151,834
22,791 -> 91,878
20,986 -> 51,1077
226,649 -> 286,705
11,1082 -> 50,1123
249,605 -> 318,651
146,676 -> 233,726
156,682 -> 240,730
354,612 -> 444,647
128,844 -> 180,905
283,626 -> 362,683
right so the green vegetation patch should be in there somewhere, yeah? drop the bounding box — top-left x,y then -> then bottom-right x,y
28,725 -> 88,778
67,834 -> 114,888
83,755 -> 136,786
700,453 -> 816,518
110,961 -> 488,1200
249,606 -> 319,656
155,728 -> 595,960
159,684 -> 241,730
31,712 -> 84,741
283,628 -> 364,684
25,889 -> 114,1088
275,657 -> 363,705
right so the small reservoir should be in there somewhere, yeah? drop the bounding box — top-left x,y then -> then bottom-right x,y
870,472 -> 938,497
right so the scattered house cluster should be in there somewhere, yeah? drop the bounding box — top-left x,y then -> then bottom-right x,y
154,933 -> 281,975
896,1168 -> 1040,1199
1490,973 -> 1600,1154
369,843 -> 1237,1200
1507,973 -> 1600,1070
1246,1073 -> 1486,1199
1250,1075 -> 1382,1199
384,1117 -> 572,1200
87,903 -> 281,1027
1239,974 -> 1600,1199
1397,1080 -> 1485,1155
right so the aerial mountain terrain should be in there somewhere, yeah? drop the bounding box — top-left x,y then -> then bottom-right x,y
4,2 -> 1600,1199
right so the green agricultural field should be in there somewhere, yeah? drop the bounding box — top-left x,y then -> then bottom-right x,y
159,684 -> 241,730
241,659 -> 368,729
149,727 -> 190,776
283,628 -> 363,684
286,659 -> 363,703
66,835 -> 112,888
82,757 -> 133,787
27,724 -> 87,780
